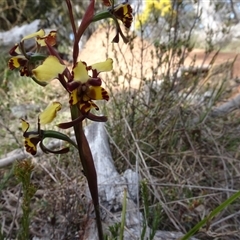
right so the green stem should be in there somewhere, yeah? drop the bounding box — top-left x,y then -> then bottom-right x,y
119,188 -> 127,240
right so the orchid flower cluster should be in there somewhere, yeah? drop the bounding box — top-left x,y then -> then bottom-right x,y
8,0 -> 133,239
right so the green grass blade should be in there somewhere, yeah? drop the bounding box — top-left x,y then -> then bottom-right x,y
119,188 -> 127,240
181,190 -> 240,240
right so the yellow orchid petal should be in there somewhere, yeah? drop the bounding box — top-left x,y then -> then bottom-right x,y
21,119 -> 30,132
9,44 -> 21,56
39,102 -> 62,125
91,58 -> 113,73
21,119 -> 40,155
24,136 -> 38,155
37,30 -> 57,47
72,61 -> 89,83
87,86 -> 109,100
21,29 -> 45,42
32,56 -> 66,82
70,89 -> 79,105
8,56 -> 28,70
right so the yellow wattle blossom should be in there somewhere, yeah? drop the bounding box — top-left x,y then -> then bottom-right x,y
136,0 -> 172,29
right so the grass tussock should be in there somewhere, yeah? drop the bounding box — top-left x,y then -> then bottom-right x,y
102,24 -> 240,239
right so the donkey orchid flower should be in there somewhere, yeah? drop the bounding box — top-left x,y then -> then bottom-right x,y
92,0 -> 133,43
8,29 -> 57,80
56,58 -> 113,129
8,44 -> 33,76
98,0 -> 133,29
110,2 -> 133,43
31,56 -> 113,115
21,102 -> 64,155
109,2 -> 133,29
69,58 -> 113,114
21,118 -> 42,155
21,29 -> 57,47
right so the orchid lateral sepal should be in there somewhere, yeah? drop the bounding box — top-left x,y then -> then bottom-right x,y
57,115 -> 86,129
43,130 -> 78,149
112,17 -> 129,43
57,112 -> 107,129
86,113 -> 108,122
18,41 -> 41,60
92,10 -> 129,43
40,141 -> 70,154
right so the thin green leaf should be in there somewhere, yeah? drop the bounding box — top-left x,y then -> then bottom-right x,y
43,130 -> 78,149
181,191 -> 240,240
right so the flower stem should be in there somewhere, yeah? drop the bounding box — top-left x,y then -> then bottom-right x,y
71,105 -> 103,240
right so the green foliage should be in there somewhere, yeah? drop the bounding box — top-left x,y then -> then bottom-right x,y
0,229 -> 3,240
182,190 -> 240,240
14,160 -> 37,240
141,180 -> 161,240
0,51 -> 10,90
119,189 -> 127,240
106,223 -> 121,240
105,189 -> 127,240
0,165 -> 15,193
105,183 -> 160,240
